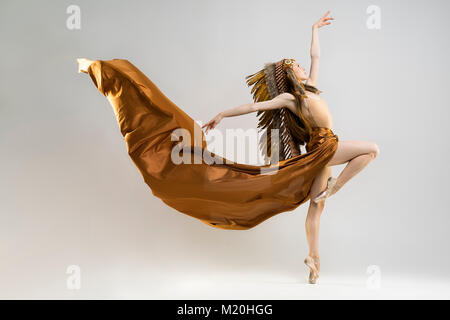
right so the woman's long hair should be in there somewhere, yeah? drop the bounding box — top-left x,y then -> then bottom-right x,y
284,67 -> 322,147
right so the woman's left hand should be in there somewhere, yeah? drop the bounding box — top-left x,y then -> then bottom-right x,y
313,10 -> 334,28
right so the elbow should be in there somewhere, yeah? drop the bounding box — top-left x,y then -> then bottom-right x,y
311,54 -> 320,59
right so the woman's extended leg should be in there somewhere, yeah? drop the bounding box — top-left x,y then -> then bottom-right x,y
304,165 -> 332,283
326,140 -> 379,195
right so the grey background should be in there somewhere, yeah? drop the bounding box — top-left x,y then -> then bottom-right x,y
1,0 -> 449,298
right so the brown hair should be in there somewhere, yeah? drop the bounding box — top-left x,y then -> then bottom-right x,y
284,65 -> 322,145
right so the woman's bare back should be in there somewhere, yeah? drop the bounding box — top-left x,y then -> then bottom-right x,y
300,92 -> 333,129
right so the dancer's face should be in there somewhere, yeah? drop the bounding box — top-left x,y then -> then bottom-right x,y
292,61 -> 308,81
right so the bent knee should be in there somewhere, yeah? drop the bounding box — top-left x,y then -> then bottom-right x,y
368,142 -> 380,159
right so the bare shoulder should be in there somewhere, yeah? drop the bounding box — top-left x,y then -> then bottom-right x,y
276,92 -> 298,113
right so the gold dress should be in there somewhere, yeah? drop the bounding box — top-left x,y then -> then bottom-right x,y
84,59 -> 339,230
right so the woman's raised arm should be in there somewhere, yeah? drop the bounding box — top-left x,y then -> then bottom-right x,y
306,10 -> 334,87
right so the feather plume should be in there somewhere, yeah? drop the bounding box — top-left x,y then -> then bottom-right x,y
245,61 -> 302,164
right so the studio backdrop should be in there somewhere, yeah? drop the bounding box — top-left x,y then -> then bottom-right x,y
1,0 -> 449,298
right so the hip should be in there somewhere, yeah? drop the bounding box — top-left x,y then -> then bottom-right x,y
306,127 -> 339,152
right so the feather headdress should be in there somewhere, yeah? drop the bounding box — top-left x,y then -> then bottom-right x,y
245,58 -> 320,164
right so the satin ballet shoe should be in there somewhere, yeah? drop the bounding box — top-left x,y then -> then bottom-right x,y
312,177 -> 338,204
304,256 -> 320,284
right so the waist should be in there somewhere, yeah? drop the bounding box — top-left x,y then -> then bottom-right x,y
306,127 -> 339,151
310,126 -> 335,136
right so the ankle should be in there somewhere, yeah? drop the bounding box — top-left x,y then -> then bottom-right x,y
308,254 -> 320,261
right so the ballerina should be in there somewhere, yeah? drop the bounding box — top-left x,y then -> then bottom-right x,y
202,11 -> 379,283
78,11 -> 379,285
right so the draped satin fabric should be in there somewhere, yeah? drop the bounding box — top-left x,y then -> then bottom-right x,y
85,59 -> 339,230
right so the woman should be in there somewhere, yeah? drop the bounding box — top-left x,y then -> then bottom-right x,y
77,10 -> 379,284
202,11 -> 380,283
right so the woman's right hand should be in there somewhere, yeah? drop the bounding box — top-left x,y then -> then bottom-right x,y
202,113 -> 223,134
313,10 -> 334,29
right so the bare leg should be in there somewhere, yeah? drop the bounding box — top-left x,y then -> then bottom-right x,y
304,165 -> 332,283
304,140 -> 379,282
326,140 -> 380,195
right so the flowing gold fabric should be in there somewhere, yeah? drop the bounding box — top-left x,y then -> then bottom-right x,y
84,59 -> 339,230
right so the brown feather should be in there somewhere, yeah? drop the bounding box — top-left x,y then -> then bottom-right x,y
246,59 -> 321,164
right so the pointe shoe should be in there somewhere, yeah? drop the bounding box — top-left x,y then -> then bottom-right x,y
304,256 -> 320,284
312,177 -> 338,204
